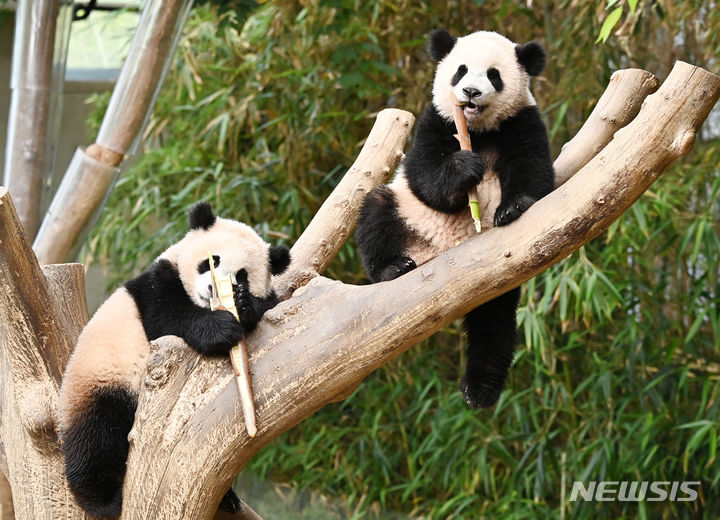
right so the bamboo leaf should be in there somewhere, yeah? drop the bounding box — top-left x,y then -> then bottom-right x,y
596,7 -> 624,43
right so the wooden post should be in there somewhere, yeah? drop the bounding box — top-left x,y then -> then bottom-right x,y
3,0 -> 62,239
32,0 -> 195,264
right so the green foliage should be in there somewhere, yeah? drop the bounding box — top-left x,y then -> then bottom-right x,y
85,0 -> 720,517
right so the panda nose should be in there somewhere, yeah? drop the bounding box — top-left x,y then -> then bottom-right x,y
462,87 -> 481,99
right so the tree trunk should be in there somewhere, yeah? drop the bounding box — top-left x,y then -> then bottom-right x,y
0,185 -> 90,518
0,473 -> 14,520
0,62 -> 718,519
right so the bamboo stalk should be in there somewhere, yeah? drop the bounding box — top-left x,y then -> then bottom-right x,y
449,91 -> 482,233
208,254 -> 257,438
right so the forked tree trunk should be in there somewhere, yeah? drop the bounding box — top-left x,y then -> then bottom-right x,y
0,62 -> 718,519
0,473 -> 14,520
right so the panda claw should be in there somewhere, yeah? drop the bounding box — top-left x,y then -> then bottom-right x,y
460,374 -> 502,408
493,194 -> 537,227
379,257 -> 416,282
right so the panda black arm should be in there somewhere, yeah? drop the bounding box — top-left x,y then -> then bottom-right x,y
404,104 -> 485,213
232,268 -> 279,334
493,106 -> 555,226
125,259 -> 245,355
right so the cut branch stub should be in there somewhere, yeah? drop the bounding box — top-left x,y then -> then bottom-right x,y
274,108 -> 415,299
0,187 -> 72,388
553,68 -> 660,186
121,62 -> 719,520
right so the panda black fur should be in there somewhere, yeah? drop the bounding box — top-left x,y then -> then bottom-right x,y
356,29 -> 554,408
58,203 -> 290,518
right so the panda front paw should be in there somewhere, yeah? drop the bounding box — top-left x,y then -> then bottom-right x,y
236,295 -> 261,332
208,310 -> 245,353
451,150 -> 484,188
379,257 -> 417,282
460,373 -> 503,409
493,194 -> 537,227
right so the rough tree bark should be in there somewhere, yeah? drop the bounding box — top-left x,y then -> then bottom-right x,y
0,473 -> 14,520
0,62 -> 718,519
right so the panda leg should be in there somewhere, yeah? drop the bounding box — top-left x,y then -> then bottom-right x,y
356,185 -> 416,282
461,287 -> 520,408
61,385 -> 137,518
218,488 -> 242,513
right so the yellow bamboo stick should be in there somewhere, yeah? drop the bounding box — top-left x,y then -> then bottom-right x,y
208,252 -> 257,437
450,91 -> 482,233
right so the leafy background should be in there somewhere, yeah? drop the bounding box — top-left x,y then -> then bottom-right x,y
81,0 -> 719,518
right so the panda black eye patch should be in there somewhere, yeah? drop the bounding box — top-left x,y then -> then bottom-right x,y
197,255 -> 220,274
451,64 -> 468,86
487,67 -> 503,92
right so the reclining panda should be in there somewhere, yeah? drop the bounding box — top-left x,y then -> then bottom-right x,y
356,29 -> 554,408
58,203 -> 290,518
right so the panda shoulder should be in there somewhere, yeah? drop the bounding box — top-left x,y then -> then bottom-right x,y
416,103 -> 455,138
124,258 -> 181,296
498,105 -> 546,134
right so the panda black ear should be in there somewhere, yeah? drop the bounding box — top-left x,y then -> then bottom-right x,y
189,202 -> 216,230
429,28 -> 456,62
516,41 -> 546,77
269,245 -> 291,276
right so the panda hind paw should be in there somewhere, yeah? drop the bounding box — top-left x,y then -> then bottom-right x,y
379,257 -> 417,282
493,194 -> 537,227
460,374 -> 503,409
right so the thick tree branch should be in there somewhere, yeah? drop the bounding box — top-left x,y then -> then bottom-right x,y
0,190 -> 90,518
119,62 -> 719,519
0,188 -> 73,388
553,68 -> 660,187
278,69 -> 659,297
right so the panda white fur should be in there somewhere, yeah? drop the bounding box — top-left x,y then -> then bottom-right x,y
356,29 -> 554,408
58,203 -> 290,518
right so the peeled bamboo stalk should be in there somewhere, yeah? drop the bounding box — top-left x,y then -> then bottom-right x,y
208,254 -> 258,438
449,91 -> 482,233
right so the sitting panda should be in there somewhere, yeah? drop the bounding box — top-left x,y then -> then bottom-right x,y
58,203 -> 290,518
356,29 -> 554,408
